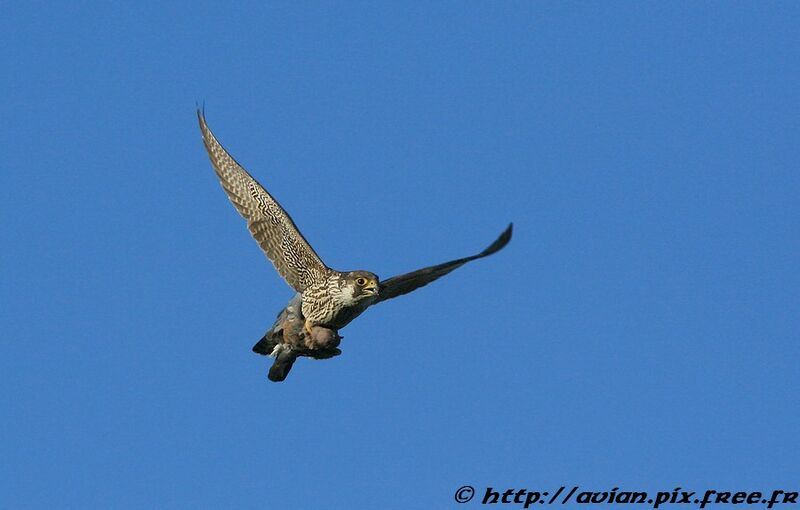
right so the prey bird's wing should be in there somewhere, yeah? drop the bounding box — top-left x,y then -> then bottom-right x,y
376,224 -> 512,303
198,111 -> 329,292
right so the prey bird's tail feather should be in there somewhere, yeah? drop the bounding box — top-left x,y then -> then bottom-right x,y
268,347 -> 298,382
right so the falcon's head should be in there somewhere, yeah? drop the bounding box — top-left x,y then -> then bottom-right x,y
341,271 -> 381,301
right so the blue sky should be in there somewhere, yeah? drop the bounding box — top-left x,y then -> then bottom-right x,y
2,2 -> 798,508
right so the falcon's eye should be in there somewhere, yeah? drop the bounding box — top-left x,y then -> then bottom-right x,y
355,277 -> 367,286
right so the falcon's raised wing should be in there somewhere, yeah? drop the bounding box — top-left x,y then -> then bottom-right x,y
198,110 -> 329,292
376,224 -> 512,303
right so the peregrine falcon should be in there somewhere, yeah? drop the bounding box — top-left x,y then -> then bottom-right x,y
198,110 -> 512,381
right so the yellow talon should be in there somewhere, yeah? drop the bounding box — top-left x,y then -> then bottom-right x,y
304,319 -> 314,337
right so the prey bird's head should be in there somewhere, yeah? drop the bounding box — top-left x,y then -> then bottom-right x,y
342,271 -> 381,300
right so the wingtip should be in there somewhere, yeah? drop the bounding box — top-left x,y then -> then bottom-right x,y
498,222 -> 513,247
478,222 -> 513,257
497,222 -> 513,244
196,101 -> 207,127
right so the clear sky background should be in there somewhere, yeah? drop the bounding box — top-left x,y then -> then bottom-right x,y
2,2 -> 798,509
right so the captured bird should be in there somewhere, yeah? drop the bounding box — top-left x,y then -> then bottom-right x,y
197,110 -> 512,381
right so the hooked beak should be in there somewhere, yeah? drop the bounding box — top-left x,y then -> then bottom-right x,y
364,282 -> 380,296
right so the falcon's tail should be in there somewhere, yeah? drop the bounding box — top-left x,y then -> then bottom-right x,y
252,333 -> 277,355
253,319 -> 285,355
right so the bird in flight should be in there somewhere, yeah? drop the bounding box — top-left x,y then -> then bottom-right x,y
198,110 -> 512,381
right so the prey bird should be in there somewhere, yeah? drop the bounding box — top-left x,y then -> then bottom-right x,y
197,110 -> 512,381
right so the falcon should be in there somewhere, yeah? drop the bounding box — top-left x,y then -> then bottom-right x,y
198,110 -> 512,381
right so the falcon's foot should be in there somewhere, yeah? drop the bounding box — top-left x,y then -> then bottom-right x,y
303,326 -> 342,351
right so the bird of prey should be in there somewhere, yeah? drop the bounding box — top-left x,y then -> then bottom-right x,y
198,110 -> 512,381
